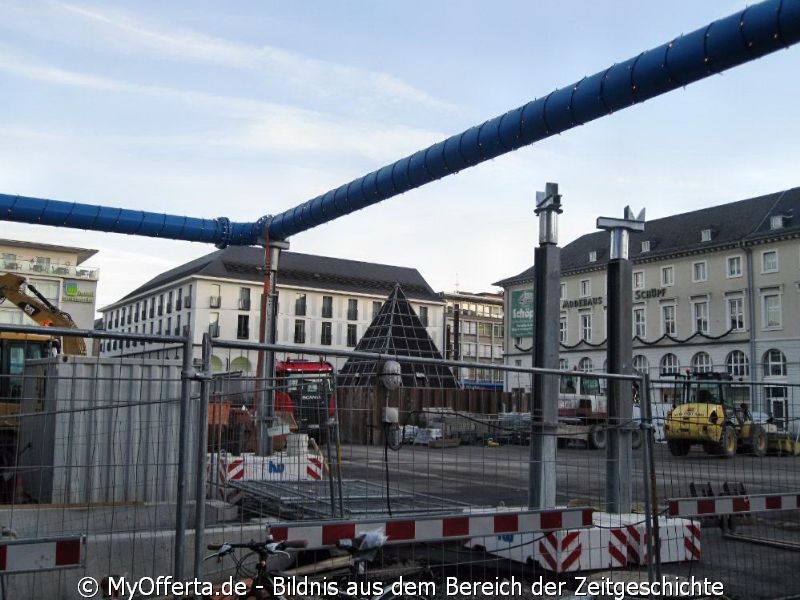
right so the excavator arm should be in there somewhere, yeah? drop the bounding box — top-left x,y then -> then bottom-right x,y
0,273 -> 87,355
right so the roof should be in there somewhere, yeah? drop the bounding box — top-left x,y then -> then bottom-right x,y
494,186 -> 800,287
338,284 -> 458,389
113,247 -> 440,306
0,238 -> 98,265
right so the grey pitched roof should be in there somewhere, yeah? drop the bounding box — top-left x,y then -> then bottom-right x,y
494,186 -> 800,286
118,247 -> 439,303
338,284 -> 458,389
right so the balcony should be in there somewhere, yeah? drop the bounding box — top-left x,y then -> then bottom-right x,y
0,258 -> 99,280
238,299 -> 251,311
210,296 -> 221,308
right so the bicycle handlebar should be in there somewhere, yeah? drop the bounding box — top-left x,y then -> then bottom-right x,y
206,540 -> 308,553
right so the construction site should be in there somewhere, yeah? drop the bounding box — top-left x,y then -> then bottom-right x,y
0,2 -> 800,599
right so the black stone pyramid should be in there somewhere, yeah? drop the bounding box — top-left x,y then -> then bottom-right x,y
338,284 -> 458,388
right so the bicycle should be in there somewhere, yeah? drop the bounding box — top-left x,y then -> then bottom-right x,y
204,528 -> 430,600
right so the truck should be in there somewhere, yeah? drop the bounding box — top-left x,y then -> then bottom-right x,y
274,357 -> 336,441
557,373 -> 642,450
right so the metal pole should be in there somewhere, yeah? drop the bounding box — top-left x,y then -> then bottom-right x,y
258,239 -> 289,456
173,335 -> 194,581
641,373 -> 662,581
193,334 -> 212,583
529,183 -> 561,509
598,207 -> 645,514
640,373 -> 655,586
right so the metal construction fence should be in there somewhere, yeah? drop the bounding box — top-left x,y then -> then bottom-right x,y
0,324 -> 798,599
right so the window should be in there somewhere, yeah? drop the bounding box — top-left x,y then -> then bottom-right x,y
560,283 -> 566,298
141,301 -> 147,320
419,306 -> 429,327
578,357 -> 593,372
770,215 -> 784,230
692,351 -> 712,373
632,271 -> 644,290
633,306 -> 646,338
149,298 -> 155,318
372,301 -> 382,320
660,353 -> 679,375
762,250 -> 778,273
346,324 -> 357,347
559,314 -> 567,343
727,256 -> 742,278
641,241 -> 650,253
134,302 -> 140,322
588,251 -> 597,263
701,229 -> 712,242
763,293 -> 782,328
763,349 -> 787,377
121,307 -> 127,326
158,294 -> 165,315
727,296 -> 745,331
478,322 -> 492,337
175,314 -> 181,335
208,312 -> 219,337
237,315 -> 249,340
692,261 -> 707,282
558,358 -> 568,370
726,350 -> 749,377
580,312 -> 592,342
239,288 -> 251,311
185,284 -> 192,308
580,279 -> 591,297
293,319 -> 306,344
633,355 -> 649,375
321,296 -> 333,319
167,291 -> 173,313
661,266 -> 674,286
210,284 -> 221,308
661,304 -> 676,336
464,321 -> 477,335
692,300 -> 709,334
176,287 -> 182,310
320,322 -> 332,345
294,293 -> 306,316
347,299 -> 358,321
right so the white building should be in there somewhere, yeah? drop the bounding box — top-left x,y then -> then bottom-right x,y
99,247 -> 445,372
0,238 -> 99,330
496,186 -> 800,431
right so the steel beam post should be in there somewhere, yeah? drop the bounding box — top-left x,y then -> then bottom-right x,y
193,334 -> 212,582
529,183 -> 562,509
173,335 -> 194,581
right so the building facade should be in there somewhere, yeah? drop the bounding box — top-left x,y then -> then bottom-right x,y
99,247 -> 445,372
0,239 -> 99,330
497,187 -> 800,431
440,291 -> 505,389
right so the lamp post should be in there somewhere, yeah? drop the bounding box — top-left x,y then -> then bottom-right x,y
596,206 -> 645,514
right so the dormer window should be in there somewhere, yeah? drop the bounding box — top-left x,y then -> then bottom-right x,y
770,215 -> 785,230
588,251 -> 597,263
641,241 -> 650,253
701,229 -> 712,242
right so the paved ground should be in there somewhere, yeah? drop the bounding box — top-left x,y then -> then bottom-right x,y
333,441 -> 800,600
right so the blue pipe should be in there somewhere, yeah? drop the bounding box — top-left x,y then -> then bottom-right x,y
1,0 -> 798,247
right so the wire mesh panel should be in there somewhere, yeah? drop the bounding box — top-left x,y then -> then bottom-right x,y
0,324 -> 196,599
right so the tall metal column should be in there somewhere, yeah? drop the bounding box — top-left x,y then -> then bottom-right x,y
529,183 -> 562,509
257,239 -> 290,456
597,207 -> 645,514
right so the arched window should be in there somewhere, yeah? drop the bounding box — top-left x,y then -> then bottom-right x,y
660,353 -> 679,375
632,355 -> 649,375
578,357 -> 593,372
558,358 -> 568,371
210,355 -> 224,372
763,349 -> 787,377
725,350 -> 749,378
691,351 -> 712,373
230,356 -> 252,374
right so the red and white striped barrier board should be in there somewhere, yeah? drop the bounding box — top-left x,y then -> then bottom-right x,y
272,508 -> 593,548
538,531 -> 581,572
668,492 -> 800,518
307,456 -> 323,480
0,535 -> 84,574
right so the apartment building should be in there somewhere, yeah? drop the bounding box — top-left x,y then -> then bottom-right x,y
99,247 -> 444,372
0,238 -> 99,330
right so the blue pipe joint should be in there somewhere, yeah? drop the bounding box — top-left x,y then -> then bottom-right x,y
214,217 -> 231,249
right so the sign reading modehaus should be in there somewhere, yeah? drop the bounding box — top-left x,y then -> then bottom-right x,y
510,289 -> 534,338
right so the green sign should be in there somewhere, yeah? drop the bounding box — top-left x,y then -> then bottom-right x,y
63,281 -> 95,304
510,289 -> 534,338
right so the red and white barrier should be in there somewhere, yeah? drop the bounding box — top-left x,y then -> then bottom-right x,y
538,531 -> 582,572
668,492 -> 800,518
272,508 -> 593,549
0,536 -> 84,574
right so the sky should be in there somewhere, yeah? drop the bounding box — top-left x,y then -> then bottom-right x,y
1,1 -> 799,314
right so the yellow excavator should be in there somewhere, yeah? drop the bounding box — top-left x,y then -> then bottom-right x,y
0,273 -> 87,501
0,272 -> 86,356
